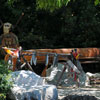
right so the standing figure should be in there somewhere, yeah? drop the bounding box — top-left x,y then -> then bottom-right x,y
0,22 -> 19,58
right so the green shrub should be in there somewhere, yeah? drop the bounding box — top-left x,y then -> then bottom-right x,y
0,60 -> 12,100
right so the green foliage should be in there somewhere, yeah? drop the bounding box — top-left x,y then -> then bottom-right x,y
0,93 -> 6,100
0,61 -> 12,100
6,0 -> 100,12
57,0 -> 100,47
94,0 -> 100,5
36,0 -> 70,12
6,0 -> 70,12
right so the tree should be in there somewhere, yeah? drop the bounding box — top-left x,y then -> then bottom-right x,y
0,0 -> 100,49
36,0 -> 70,12
36,0 -> 100,13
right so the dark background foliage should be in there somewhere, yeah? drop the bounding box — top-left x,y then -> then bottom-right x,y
0,0 -> 100,49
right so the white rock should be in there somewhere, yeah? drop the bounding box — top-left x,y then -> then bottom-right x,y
9,70 -> 58,100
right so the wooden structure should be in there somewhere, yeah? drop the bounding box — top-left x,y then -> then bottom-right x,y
4,48 -> 100,72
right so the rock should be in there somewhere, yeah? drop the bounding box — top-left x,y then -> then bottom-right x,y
8,70 -> 58,100
46,62 -> 86,87
58,87 -> 100,100
85,72 -> 100,86
63,95 -> 98,100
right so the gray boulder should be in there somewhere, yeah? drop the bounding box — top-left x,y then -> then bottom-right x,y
8,70 -> 58,100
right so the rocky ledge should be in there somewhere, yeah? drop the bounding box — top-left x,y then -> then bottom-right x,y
58,87 -> 100,100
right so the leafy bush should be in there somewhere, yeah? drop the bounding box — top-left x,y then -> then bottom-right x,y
0,60 -> 12,100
